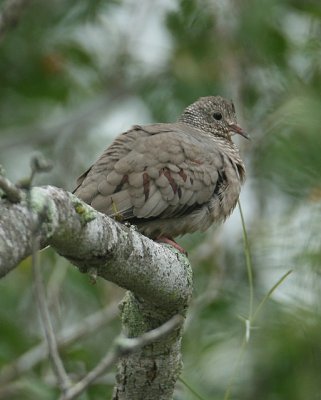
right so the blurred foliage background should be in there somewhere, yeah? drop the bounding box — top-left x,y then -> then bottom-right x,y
0,0 -> 321,399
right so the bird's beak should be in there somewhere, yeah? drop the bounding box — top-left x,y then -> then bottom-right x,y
229,123 -> 250,140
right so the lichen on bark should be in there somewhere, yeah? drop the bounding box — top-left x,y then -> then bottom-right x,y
0,185 -> 193,399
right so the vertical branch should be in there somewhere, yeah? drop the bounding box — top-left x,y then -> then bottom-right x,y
0,173 -> 192,399
28,158 -> 70,395
59,315 -> 183,400
113,292 -> 186,400
32,234 -> 71,393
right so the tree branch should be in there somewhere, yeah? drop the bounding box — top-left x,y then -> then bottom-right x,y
0,302 -> 119,386
60,314 -> 184,400
32,235 -> 71,393
0,167 -> 23,202
0,184 -> 192,399
0,185 -> 192,311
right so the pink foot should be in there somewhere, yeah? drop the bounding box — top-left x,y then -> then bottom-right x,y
156,236 -> 187,255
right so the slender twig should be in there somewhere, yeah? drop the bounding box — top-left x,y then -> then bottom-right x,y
60,314 -> 184,400
117,314 -> 184,352
32,235 -> 71,393
223,336 -> 248,400
0,0 -> 31,43
18,155 -> 53,189
179,376 -> 207,400
28,158 -> 70,395
224,202 -> 293,400
223,269 -> 293,400
0,167 -> 23,202
0,301 -> 119,385
252,269 -> 293,322
0,156 -> 51,202
238,200 -> 254,324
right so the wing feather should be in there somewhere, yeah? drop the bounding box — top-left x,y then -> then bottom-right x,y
73,123 -> 225,224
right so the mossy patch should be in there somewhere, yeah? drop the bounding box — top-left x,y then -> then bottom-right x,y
72,198 -> 96,224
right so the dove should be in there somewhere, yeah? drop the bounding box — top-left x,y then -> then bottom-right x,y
73,96 -> 247,252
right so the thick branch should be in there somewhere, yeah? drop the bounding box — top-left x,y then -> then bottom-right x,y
0,185 -> 192,399
0,185 -> 192,310
61,314 -> 184,400
113,293 -> 185,400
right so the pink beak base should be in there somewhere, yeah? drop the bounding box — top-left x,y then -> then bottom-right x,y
229,123 -> 250,140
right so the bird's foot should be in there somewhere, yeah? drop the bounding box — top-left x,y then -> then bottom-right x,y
156,236 -> 187,255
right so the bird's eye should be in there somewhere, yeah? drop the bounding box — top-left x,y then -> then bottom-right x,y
213,112 -> 222,121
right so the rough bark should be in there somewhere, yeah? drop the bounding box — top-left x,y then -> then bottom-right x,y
0,185 -> 193,399
113,292 -> 184,400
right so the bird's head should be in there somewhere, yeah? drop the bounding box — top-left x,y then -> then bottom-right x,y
179,96 -> 249,141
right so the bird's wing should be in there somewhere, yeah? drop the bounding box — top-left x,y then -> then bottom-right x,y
73,124 -> 225,221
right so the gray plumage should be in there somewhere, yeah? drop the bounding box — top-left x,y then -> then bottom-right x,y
73,96 -> 246,239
